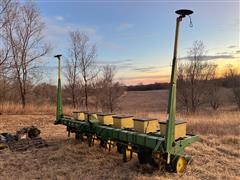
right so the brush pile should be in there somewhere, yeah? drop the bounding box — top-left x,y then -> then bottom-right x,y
0,126 -> 48,151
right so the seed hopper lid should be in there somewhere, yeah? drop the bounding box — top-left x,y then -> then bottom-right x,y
85,112 -> 97,115
113,115 -> 134,118
159,120 -> 186,124
133,118 -> 157,121
72,111 -> 87,113
97,113 -> 115,116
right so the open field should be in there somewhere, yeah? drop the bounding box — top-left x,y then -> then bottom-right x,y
119,90 -> 169,113
118,89 -> 235,113
0,90 -> 239,179
0,112 -> 239,180
0,88 -> 235,116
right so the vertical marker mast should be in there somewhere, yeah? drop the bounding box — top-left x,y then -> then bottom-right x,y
55,54 -> 63,122
165,9 -> 193,163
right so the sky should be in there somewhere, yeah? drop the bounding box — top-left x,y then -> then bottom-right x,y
27,0 -> 240,85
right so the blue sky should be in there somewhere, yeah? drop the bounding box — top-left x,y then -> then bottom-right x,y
31,0 -> 239,84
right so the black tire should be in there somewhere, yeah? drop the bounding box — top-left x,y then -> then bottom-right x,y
149,157 -> 159,168
116,143 -> 123,154
87,135 -> 93,147
100,140 -> 106,148
75,133 -> 80,140
80,133 -> 84,141
123,148 -> 127,162
138,151 -> 149,164
165,163 -> 174,172
138,150 -> 159,167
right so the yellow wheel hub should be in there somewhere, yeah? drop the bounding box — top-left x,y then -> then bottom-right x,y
126,149 -> 131,158
176,156 -> 187,173
123,145 -> 133,162
106,140 -> 116,152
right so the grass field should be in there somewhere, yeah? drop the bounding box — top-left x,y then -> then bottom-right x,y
0,90 -> 239,179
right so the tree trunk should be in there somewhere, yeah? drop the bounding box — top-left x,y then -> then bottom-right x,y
71,87 -> 76,108
84,83 -> 88,110
191,80 -> 195,113
21,92 -> 26,109
18,77 -> 26,109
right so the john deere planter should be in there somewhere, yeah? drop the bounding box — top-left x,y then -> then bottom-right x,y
54,9 -> 199,173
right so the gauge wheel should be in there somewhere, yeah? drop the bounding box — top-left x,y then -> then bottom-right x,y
172,156 -> 187,173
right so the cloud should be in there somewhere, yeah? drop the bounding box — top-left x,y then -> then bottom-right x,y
216,52 -> 230,55
44,18 -> 97,37
201,55 -> 235,60
227,45 -> 237,49
117,23 -> 134,31
42,16 -> 100,53
117,74 -> 170,85
97,59 -> 133,69
118,74 -> 169,80
98,59 -> 132,64
179,55 -> 235,61
132,65 -> 170,73
55,16 -> 64,21
43,16 -> 123,53
132,66 -> 157,72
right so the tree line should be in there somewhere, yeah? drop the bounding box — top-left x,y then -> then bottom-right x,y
126,41 -> 240,112
177,41 -> 240,112
0,1 -> 124,113
127,82 -> 169,91
0,1 -> 50,108
0,1 -> 239,113
64,31 -> 124,112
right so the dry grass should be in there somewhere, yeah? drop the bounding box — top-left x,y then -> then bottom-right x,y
0,90 -> 239,179
119,90 -> 168,113
0,102 -> 74,115
0,112 -> 239,180
146,111 -> 240,136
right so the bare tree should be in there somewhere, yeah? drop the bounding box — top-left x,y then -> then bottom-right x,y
32,83 -> 56,104
0,1 -> 16,106
4,1 -> 50,108
0,0 -> 12,67
177,40 -> 217,112
0,46 -> 10,67
233,88 -> 240,110
65,59 -> 81,108
207,79 -> 222,111
177,67 -> 190,112
0,0 -> 11,29
224,64 -> 240,110
65,32 -> 82,108
70,31 -> 97,110
98,65 -> 124,112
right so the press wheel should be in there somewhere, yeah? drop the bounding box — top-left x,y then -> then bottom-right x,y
172,156 -> 187,173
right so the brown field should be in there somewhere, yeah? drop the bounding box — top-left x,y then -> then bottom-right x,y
0,90 -> 239,179
119,90 -> 169,113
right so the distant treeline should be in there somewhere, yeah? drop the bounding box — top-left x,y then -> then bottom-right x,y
127,77 -> 238,91
127,83 -> 169,91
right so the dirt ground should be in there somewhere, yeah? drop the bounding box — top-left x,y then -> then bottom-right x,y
0,115 -> 239,180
